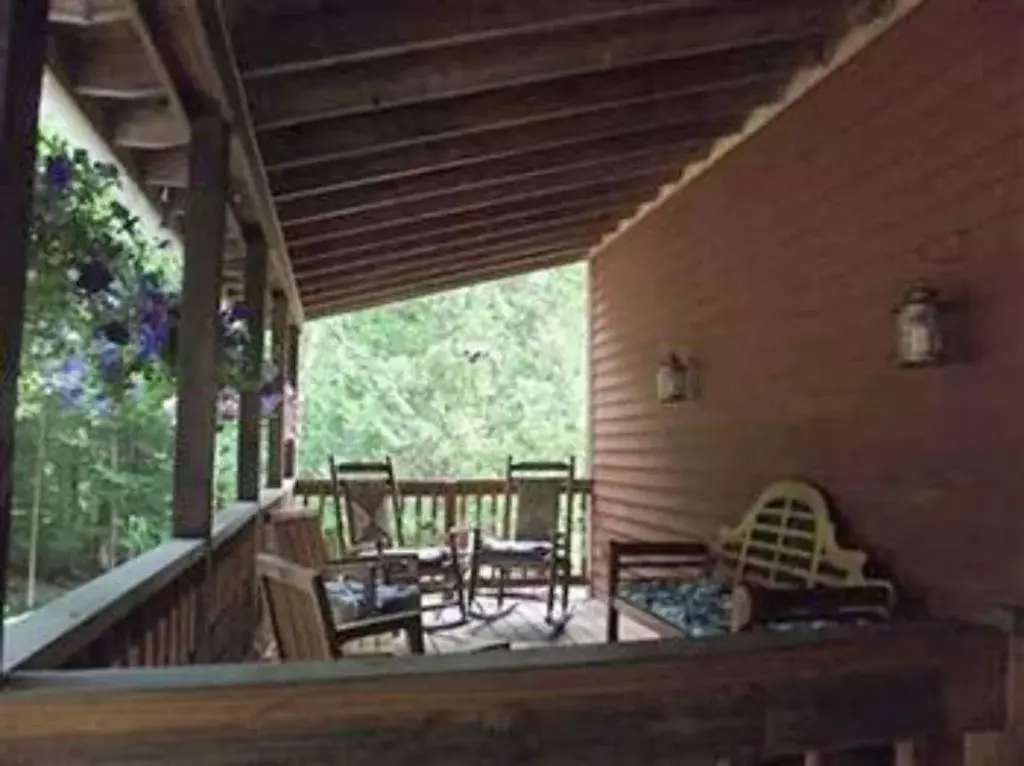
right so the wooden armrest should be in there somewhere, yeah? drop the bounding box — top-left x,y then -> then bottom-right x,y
334,610 -> 422,642
731,583 -> 895,632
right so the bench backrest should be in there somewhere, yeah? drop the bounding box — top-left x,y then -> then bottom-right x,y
711,481 -> 891,598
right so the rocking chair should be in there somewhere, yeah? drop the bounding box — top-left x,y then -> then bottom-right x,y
328,456 -> 467,630
465,456 -> 575,627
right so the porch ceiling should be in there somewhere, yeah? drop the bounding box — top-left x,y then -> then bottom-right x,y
46,1 -> 857,319
227,0 -> 835,316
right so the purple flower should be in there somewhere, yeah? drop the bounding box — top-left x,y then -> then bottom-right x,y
260,392 -> 282,417
50,355 -> 87,407
43,154 -> 73,192
74,259 -> 114,295
228,302 -> 254,322
136,321 -> 165,361
97,341 -> 123,381
92,396 -> 115,417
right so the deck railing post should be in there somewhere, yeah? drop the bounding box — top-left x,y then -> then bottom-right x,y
266,290 -> 289,488
236,228 -> 267,502
284,324 -> 300,478
0,0 -> 49,669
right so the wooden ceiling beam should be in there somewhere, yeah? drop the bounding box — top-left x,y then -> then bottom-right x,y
256,42 -> 807,166
266,101 -> 735,195
246,5 -> 825,128
272,82 -> 774,201
294,210 -> 623,280
288,190 -> 653,264
301,230 -> 596,299
280,160 -> 679,238
234,0 -> 761,77
284,176 -> 668,247
303,248 -> 586,316
277,137 -> 704,226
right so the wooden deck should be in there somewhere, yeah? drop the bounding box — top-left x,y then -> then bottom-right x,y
344,587 -> 658,656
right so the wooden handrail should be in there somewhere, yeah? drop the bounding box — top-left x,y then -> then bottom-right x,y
293,475 -> 592,582
2,482 -> 293,673
0,620 -> 1006,762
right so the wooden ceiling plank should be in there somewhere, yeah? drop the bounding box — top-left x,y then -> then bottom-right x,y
271,82 -> 774,201
267,104 -> 735,197
246,5 -> 824,128
294,211 -> 622,280
277,137 -> 704,226
284,176 -> 668,247
234,0 -> 766,77
300,231 -> 596,300
290,192 -> 651,264
138,147 -> 189,188
280,162 -> 679,239
257,42 -> 808,166
303,249 -> 586,315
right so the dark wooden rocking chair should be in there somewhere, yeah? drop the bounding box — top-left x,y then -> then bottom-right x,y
328,456 -> 467,631
258,553 -> 425,659
465,456 -> 575,628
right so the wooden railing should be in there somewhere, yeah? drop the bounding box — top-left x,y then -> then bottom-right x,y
293,476 -> 591,582
0,620 -> 1008,764
2,485 -> 290,672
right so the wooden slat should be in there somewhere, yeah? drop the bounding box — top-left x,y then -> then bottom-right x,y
262,83 -> 743,173
172,110 -> 228,539
233,0 -> 818,77
49,0 -> 130,26
245,5 -> 825,128
285,182 -> 657,250
288,192 -> 653,266
0,0 -> 49,661
72,23 -> 164,99
303,248 -> 587,317
296,220 -> 612,285
261,58 -> 796,188
283,165 -> 677,246
292,208 -> 630,275
278,142 -> 696,227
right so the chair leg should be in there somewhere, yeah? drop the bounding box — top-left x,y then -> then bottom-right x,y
466,550 -> 480,609
406,616 -> 425,655
450,557 -> 467,622
561,561 -> 570,615
496,568 -> 506,609
545,561 -> 558,623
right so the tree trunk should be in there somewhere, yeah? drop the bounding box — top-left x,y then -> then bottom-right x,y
26,406 -> 47,609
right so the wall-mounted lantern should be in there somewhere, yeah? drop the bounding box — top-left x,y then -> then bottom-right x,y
894,281 -> 946,367
657,352 -> 692,403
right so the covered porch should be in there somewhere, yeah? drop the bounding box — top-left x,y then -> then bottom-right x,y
0,0 -> 1020,764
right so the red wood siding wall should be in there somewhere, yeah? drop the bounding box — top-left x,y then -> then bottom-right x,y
589,0 -> 1024,616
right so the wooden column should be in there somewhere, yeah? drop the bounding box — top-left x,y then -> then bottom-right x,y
0,0 -> 49,657
172,111 -> 228,538
284,324 -> 300,478
266,290 -> 289,488
236,230 -> 267,502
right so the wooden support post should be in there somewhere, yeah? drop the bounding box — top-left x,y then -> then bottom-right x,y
236,229 -> 267,502
284,324 -> 300,478
172,110 -> 228,538
0,0 -> 49,663
266,290 -> 289,488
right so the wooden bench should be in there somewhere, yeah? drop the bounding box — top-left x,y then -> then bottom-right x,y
606,480 -> 897,642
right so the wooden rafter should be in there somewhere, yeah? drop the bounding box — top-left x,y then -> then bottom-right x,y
294,215 -> 621,283
243,4 -> 825,128
257,42 -> 807,170
282,165 -> 678,245
283,179 -> 667,249
276,140 -> 704,226
287,193 -> 655,266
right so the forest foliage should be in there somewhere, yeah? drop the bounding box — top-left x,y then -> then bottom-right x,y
9,134 -> 587,616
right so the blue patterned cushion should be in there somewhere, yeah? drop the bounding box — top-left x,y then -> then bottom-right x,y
324,579 -> 419,622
